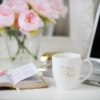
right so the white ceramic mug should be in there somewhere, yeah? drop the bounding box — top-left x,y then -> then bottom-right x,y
52,53 -> 93,90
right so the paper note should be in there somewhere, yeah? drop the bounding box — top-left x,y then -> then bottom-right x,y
8,63 -> 39,84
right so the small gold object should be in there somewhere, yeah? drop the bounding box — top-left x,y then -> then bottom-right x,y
40,52 -> 51,62
40,52 -> 58,62
39,52 -> 59,70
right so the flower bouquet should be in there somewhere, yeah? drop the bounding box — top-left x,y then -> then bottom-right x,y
0,0 -> 67,67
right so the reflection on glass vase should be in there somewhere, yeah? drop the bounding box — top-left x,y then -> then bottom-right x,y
0,30 -> 42,69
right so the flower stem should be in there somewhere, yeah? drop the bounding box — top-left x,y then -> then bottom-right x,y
13,35 -> 37,61
5,29 -> 37,61
23,45 -> 37,60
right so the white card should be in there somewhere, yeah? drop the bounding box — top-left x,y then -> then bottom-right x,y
8,63 -> 39,84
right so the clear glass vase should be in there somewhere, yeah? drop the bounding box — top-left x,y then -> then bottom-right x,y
0,30 -> 42,69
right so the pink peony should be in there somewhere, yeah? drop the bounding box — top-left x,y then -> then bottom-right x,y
18,10 -> 44,36
5,0 -> 29,14
47,0 -> 67,18
25,0 -> 60,23
0,4 -> 15,28
0,71 -> 7,76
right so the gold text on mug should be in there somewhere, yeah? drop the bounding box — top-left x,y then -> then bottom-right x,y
60,66 -> 75,77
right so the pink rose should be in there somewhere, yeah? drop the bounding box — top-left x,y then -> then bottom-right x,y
0,4 -> 15,28
47,0 -> 67,18
18,10 -> 44,36
25,0 -> 60,23
5,0 -> 29,14
0,71 -> 7,76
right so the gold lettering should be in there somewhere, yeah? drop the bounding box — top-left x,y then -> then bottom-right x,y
60,66 -> 74,77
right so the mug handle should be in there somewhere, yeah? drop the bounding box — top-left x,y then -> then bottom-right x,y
79,59 -> 93,83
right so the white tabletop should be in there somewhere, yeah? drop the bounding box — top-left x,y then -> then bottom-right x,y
0,77 -> 100,100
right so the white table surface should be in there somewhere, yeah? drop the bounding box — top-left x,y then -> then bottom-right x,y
0,77 -> 100,100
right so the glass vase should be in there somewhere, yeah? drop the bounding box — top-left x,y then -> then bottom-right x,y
0,30 -> 42,69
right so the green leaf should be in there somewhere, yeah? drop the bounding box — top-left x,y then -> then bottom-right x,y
0,28 -> 6,35
39,14 -> 56,24
5,28 -> 21,39
29,30 -> 40,37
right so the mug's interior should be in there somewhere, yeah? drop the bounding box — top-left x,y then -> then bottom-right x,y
53,53 -> 81,59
